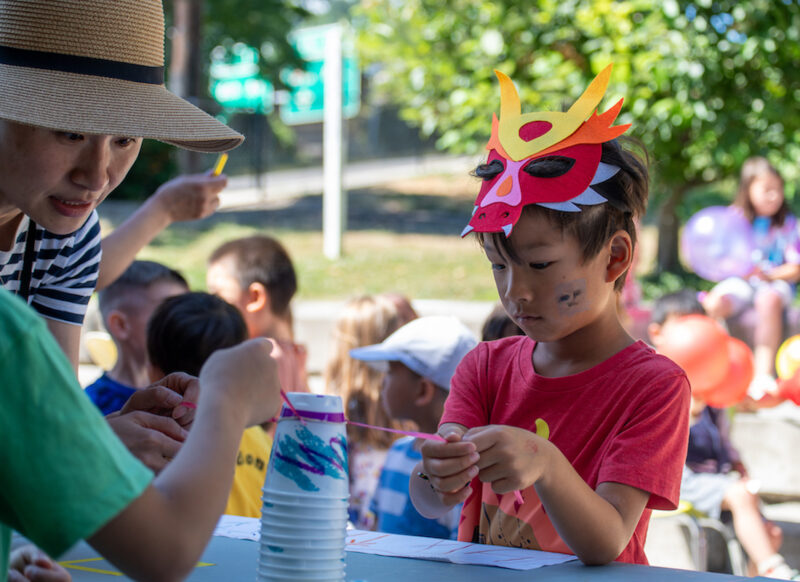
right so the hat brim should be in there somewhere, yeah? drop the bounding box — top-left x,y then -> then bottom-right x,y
0,65 -> 243,152
348,345 -> 399,373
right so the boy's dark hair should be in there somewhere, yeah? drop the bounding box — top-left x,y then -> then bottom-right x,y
481,303 -> 524,342
208,235 -> 297,317
650,290 -> 705,326
98,260 -> 188,319
475,138 -> 649,292
734,156 -> 787,227
147,292 -> 248,376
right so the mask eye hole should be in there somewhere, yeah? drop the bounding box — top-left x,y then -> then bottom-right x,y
474,159 -> 505,181
523,156 -> 576,178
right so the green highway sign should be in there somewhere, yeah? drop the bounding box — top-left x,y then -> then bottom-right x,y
209,43 -> 274,113
279,24 -> 360,125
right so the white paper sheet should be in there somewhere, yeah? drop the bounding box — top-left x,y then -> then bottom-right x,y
214,516 -> 577,571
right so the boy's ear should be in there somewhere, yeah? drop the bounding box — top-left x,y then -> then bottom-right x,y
606,231 -> 633,285
105,310 -> 130,341
648,322 -> 663,348
415,378 -> 437,407
244,282 -> 271,314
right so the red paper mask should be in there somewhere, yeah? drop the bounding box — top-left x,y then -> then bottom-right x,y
462,65 -> 630,237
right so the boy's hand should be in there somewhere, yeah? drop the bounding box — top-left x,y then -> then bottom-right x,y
9,544 -> 71,582
199,338 -> 282,427
464,425 -> 552,494
117,373 -> 199,429
420,426 -> 479,507
107,412 -> 186,473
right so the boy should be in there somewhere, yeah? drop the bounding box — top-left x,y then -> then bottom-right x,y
350,316 -> 477,538
207,235 -> 308,393
649,291 -> 794,579
85,261 -> 189,414
146,292 -> 272,518
413,66 -> 690,565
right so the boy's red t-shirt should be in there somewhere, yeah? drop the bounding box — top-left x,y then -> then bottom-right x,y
441,337 -> 690,564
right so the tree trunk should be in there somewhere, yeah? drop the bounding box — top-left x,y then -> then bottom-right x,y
170,0 -> 204,174
656,184 -> 689,274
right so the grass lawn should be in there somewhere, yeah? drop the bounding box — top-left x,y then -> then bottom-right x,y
98,172 -> 667,303
98,173 -> 502,301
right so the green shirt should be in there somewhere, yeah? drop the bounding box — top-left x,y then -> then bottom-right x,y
0,290 -> 152,580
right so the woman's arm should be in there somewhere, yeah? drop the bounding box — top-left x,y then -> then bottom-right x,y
87,339 -> 281,582
96,173 -> 227,290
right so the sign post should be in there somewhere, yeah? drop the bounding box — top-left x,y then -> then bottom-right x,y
323,25 -> 344,260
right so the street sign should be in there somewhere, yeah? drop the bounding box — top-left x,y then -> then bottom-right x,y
279,24 -> 360,125
209,43 -> 274,113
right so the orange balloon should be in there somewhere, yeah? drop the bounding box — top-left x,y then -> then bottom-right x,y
702,337 -> 754,408
658,314 -> 730,393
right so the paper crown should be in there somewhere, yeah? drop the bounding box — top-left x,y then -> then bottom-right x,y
462,64 -> 630,238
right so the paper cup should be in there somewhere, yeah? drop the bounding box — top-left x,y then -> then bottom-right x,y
258,393 -> 348,582
262,393 -> 349,498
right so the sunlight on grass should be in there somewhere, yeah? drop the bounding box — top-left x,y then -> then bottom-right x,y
135,222 -> 498,301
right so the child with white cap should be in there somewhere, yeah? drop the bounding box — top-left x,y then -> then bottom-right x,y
350,315 -> 478,538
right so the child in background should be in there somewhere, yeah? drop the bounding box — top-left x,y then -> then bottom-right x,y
413,66 -> 690,565
85,261 -> 189,414
702,158 -> 800,398
649,290 -> 794,580
206,235 -> 308,393
351,316 -> 478,539
324,295 -> 404,529
481,302 -> 524,342
146,292 -> 272,519
379,292 -> 419,326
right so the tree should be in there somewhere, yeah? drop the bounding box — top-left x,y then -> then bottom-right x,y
354,0 -> 800,274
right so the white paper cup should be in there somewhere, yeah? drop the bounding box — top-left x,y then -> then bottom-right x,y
261,501 -> 348,520
258,393 -> 348,582
262,393 -> 349,498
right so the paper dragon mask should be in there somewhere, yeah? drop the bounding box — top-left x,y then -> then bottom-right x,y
462,64 -> 630,238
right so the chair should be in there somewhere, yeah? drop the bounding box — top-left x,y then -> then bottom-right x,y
646,502 -> 706,570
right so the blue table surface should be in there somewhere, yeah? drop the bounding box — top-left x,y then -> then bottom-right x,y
60,535 -> 767,581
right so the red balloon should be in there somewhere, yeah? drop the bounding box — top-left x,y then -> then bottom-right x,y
778,372 -> 800,405
702,337 -> 754,407
658,314 -> 730,393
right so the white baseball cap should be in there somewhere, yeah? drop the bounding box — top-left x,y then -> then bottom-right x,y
349,316 -> 478,390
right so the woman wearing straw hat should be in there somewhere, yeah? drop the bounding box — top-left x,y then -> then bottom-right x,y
0,2 -> 296,581
0,0 -> 242,370
0,0 -> 244,473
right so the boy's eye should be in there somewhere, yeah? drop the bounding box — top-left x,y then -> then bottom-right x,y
116,137 -> 138,147
491,263 -> 506,271
59,132 -> 84,141
529,262 -> 552,270
523,156 -> 575,178
474,159 -> 505,181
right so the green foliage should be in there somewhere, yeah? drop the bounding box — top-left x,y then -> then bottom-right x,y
354,0 -> 800,270
113,140 -> 177,201
639,269 -> 713,303
202,0 -> 310,83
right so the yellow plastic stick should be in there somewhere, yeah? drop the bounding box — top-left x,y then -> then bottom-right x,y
212,153 -> 229,176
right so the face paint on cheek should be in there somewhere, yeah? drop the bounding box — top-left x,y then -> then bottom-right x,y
555,279 -> 588,314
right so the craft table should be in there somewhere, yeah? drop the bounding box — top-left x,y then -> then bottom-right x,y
59,534 -> 770,581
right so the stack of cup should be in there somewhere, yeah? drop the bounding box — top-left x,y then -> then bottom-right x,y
258,393 -> 349,582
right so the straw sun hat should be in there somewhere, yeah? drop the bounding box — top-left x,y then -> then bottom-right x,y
0,0 -> 243,152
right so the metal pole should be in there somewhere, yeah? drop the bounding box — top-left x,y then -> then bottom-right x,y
322,24 -> 344,260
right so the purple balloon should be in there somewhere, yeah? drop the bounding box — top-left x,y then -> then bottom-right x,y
680,206 -> 755,282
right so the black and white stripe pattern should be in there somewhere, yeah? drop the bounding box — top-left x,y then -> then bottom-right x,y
0,212 -> 101,325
